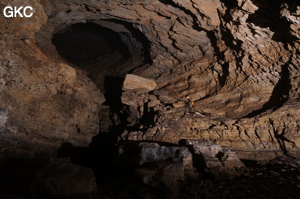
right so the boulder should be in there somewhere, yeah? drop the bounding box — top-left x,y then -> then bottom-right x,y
185,140 -> 248,180
138,142 -> 182,164
123,74 -> 157,91
135,162 -> 184,199
118,142 -> 198,198
132,142 -> 198,199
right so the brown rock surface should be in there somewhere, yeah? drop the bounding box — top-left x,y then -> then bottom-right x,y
0,0 -> 105,152
0,0 -> 300,162
123,74 -> 157,91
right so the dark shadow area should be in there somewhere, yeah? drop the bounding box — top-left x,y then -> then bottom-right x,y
269,119 -> 297,156
125,105 -> 159,134
219,0 -> 238,22
286,1 -> 299,13
0,152 -> 50,199
220,0 -> 238,9
240,159 -> 258,167
57,76 -> 128,180
102,19 -> 153,66
52,23 -> 131,67
56,69 -> 161,182
178,139 -> 215,180
243,61 -> 291,118
50,21 -> 152,91
56,138 -> 120,180
103,76 -> 125,114
207,30 -> 230,87
57,133 -> 118,179
247,0 -> 299,45
138,105 -> 159,132
103,76 -> 130,141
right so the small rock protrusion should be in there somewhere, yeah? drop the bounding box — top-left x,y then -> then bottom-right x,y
123,74 -> 157,92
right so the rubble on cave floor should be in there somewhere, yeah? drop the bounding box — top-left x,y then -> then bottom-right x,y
97,153 -> 300,199
98,141 -> 300,199
180,155 -> 300,199
1,143 -> 300,199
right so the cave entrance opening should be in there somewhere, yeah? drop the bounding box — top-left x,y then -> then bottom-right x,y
52,22 -> 131,67
51,21 -> 152,91
51,22 -> 131,87
52,23 -> 130,63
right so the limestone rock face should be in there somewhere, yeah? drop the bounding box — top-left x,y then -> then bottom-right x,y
0,0 -> 300,160
123,74 -> 157,92
0,0 -> 105,152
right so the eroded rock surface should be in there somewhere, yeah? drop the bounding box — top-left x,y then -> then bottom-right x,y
0,0 -> 300,161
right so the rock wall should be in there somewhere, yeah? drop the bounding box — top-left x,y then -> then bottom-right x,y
0,0 -> 300,160
0,0 -> 105,152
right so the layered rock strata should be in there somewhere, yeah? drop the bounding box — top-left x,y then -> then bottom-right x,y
0,0 -> 299,161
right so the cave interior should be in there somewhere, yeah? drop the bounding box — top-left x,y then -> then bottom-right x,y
1,0 -> 300,198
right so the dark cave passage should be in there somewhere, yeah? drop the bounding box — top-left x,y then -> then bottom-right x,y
51,23 -> 131,69
51,23 -> 130,91
50,22 -> 153,152
247,0 -> 299,45
43,21 -> 152,93
50,23 -> 144,179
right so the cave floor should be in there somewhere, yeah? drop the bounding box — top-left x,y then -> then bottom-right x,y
180,161 -> 300,199
97,157 -> 300,199
0,156 -> 300,199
